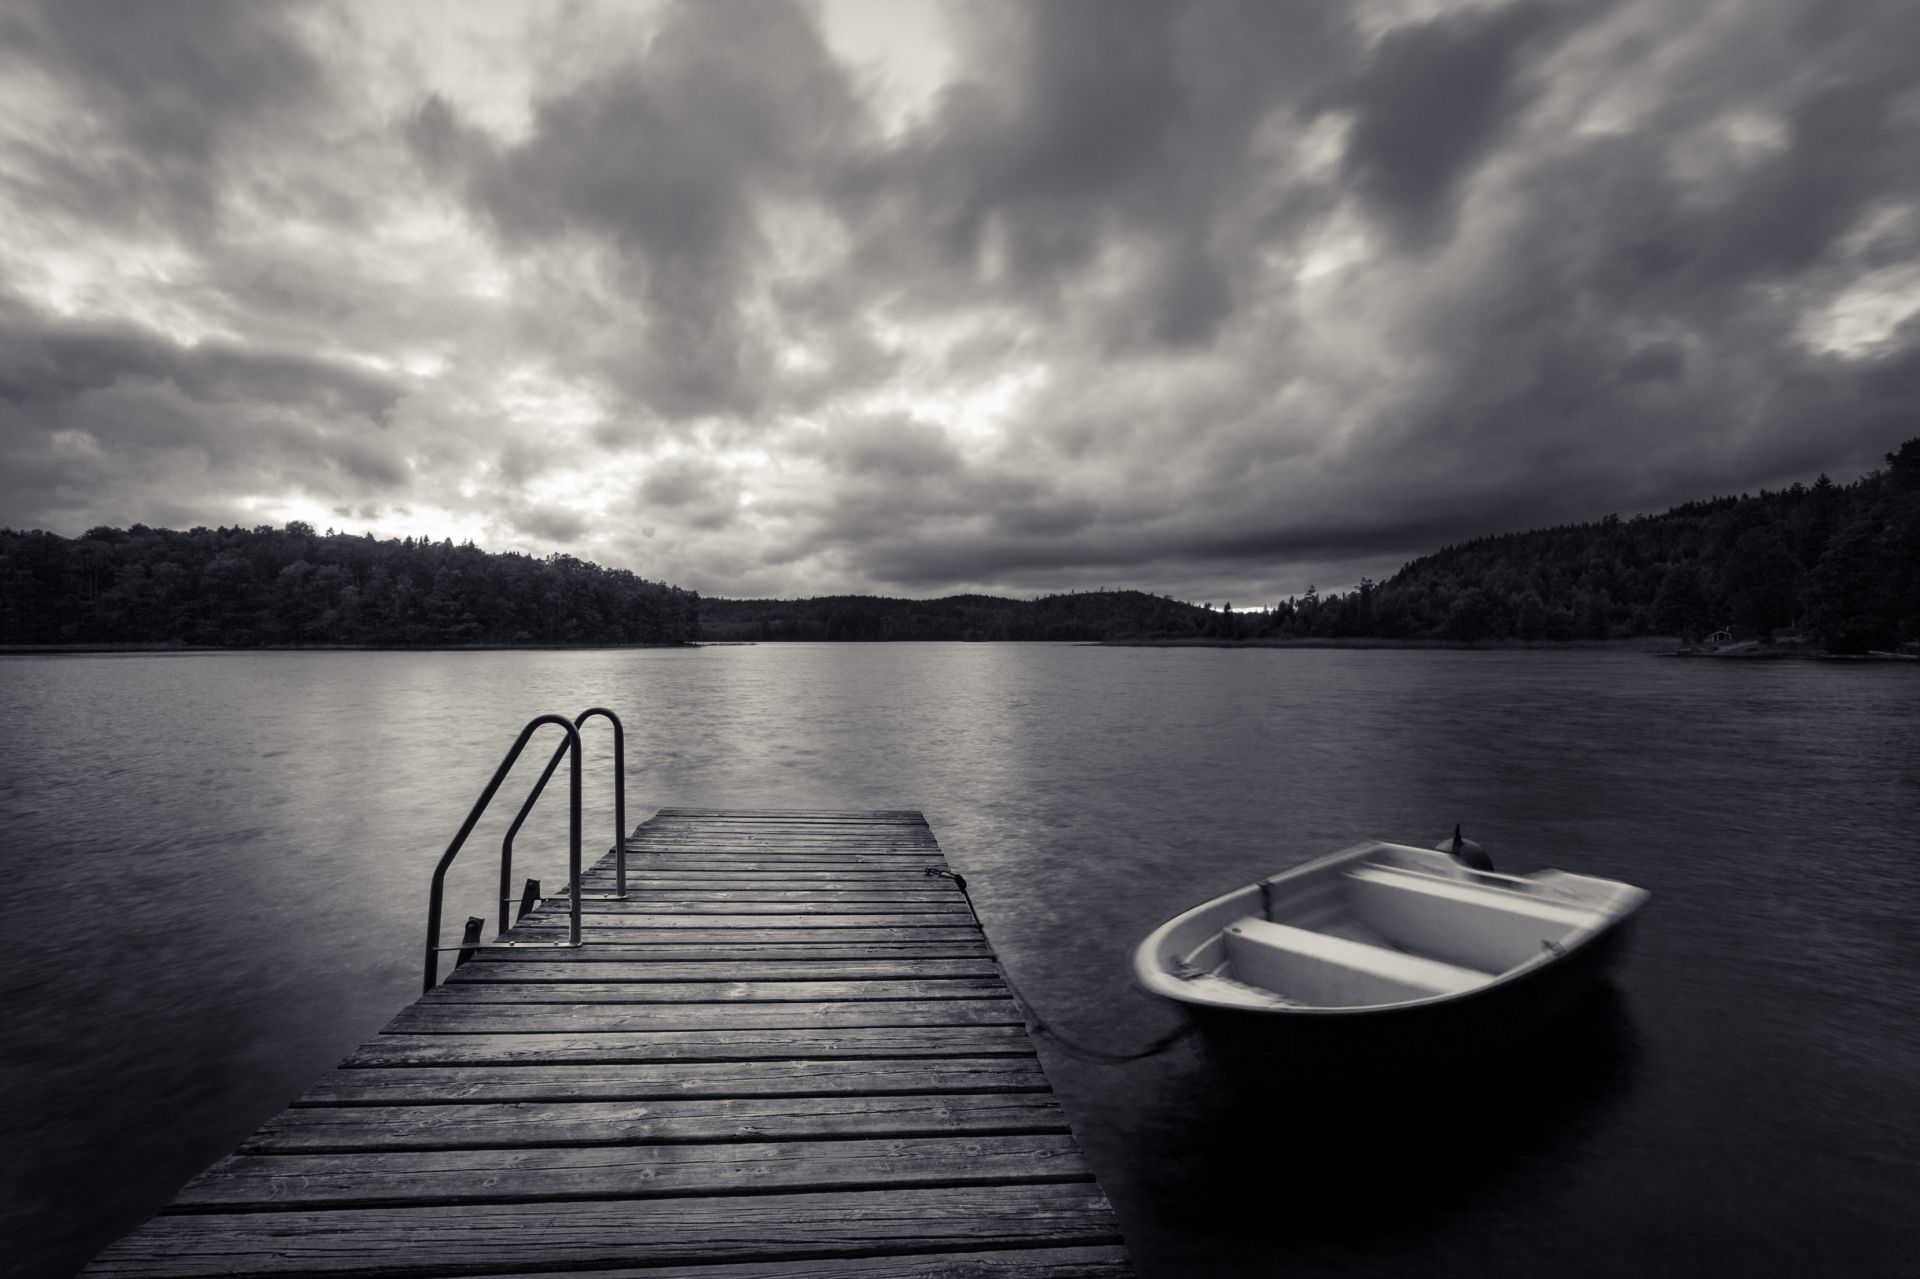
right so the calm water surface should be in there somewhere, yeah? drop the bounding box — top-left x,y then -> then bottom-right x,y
3,645 -> 1917,1277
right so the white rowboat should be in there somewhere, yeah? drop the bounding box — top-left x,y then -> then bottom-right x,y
1134,840 -> 1649,1067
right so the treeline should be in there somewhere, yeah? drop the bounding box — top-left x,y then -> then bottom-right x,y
700,590 -> 1212,641
9,438 -> 1913,652
704,436 -> 1920,653
0,522 -> 701,646
1231,437 -> 1920,652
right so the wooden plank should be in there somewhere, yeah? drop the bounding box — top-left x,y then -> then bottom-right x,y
655,808 -> 929,819
585,880 -> 957,892
344,1025 -> 1039,1066
444,959 -> 1003,983
575,877 -> 952,890
582,872 -> 950,884
174,1134 -> 1093,1210
570,898 -> 964,911
568,887 -> 960,894
635,818 -> 934,829
576,868 -> 952,875
647,810 -> 928,818
579,864 -> 950,877
624,842 -> 941,852
422,979 -> 1011,1003
609,845 -> 937,856
635,825 -> 936,835
630,828 -> 937,838
463,943 -> 996,963
628,835 -> 939,845
503,927 -> 987,944
477,1246 -> 1134,1279
245,1094 -> 1072,1152
558,909 -> 975,923
633,831 -> 937,842
562,901 -> 971,917
86,1185 -> 1123,1277
515,912 -> 969,929
630,837 -> 938,845
384,999 -> 1024,1034
642,826 -> 934,834
629,828 -> 937,839
645,820 -> 932,831
295,1058 -> 1050,1106
624,845 -> 937,854
615,852 -> 944,863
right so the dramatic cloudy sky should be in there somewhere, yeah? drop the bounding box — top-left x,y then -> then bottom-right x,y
2,0 -> 1916,601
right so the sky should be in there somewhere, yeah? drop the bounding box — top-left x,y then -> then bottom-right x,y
1,0 -> 1916,603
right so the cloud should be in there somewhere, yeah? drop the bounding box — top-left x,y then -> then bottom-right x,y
1329,0 -> 1604,247
0,0 -> 1916,603
0,315 -> 415,535
0,325 -> 402,423
415,1 -> 874,423
638,454 -> 743,531
805,413 -> 964,478
507,503 -> 589,544
0,0 -> 329,235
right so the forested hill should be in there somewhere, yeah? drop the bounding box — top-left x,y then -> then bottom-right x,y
9,438 -> 1913,651
0,523 -> 700,646
1249,437 -> 1920,652
699,590 -> 1211,641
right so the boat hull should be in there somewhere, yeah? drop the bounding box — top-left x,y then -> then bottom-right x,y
1181,915 -> 1637,1078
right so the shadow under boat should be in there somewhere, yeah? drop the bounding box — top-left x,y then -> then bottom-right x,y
1139,984 -> 1645,1248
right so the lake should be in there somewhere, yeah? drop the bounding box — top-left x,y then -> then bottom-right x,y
2,645 -> 1916,1277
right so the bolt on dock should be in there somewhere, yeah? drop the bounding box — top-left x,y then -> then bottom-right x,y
87,808 -> 1131,1277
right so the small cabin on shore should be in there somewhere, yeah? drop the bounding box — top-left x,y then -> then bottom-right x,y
1705,628 -> 1734,645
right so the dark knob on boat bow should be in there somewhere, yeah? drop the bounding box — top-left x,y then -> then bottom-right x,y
1438,822 -> 1495,872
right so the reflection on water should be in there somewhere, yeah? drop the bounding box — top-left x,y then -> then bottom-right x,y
2,646 -> 1916,1277
1130,990 -> 1642,1272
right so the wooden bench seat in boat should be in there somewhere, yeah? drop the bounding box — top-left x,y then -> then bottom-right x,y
1344,865 -> 1594,974
1222,917 -> 1490,1006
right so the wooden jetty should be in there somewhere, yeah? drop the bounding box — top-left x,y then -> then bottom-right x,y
88,808 -> 1130,1277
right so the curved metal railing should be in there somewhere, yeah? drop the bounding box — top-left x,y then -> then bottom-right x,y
423,714 -> 584,992
498,707 -> 627,932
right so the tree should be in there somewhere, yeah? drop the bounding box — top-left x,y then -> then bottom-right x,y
1719,528 -> 1799,637
1443,587 -> 1496,642
1651,566 -> 1714,640
1807,522 -> 1898,653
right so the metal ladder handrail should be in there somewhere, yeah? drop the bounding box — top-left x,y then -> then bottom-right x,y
497,706 -> 627,933
423,713 -> 583,992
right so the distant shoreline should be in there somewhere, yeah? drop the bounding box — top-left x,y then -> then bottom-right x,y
1094,636 -> 1677,651
1667,645 -> 1918,662
9,638 -> 1911,659
0,642 -> 697,656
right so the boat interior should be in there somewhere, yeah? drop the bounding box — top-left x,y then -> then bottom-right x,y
1141,842 -> 1639,1012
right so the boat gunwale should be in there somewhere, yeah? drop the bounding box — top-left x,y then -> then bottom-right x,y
1132,840 -> 1649,1018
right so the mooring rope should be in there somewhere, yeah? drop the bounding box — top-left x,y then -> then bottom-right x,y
924,866 -> 1198,1065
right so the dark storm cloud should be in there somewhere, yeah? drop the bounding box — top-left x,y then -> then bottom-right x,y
1329,0 -> 1601,246
412,1 -> 871,422
507,504 -> 590,544
3,0 -> 1916,601
1338,0 -> 1920,530
836,497 -> 1458,592
638,455 -> 742,531
0,0 -> 326,233
0,300 -> 412,530
805,414 -> 963,479
839,0 -> 1357,348
804,0 -> 1920,596
0,309 -> 403,422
